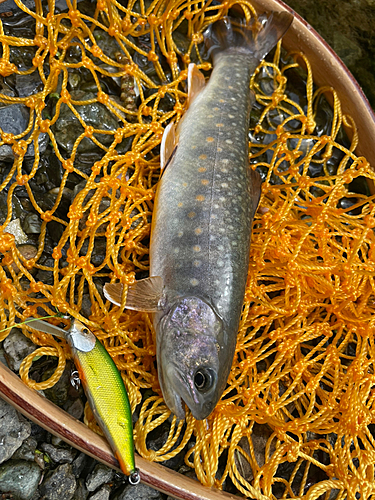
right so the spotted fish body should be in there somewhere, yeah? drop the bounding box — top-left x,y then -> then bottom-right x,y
151,58 -> 259,420
148,13 -> 293,420
153,55 -> 257,337
103,12 -> 293,420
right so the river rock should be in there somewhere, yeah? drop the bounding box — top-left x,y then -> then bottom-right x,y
0,0 -> 35,14
23,213 -> 42,234
12,436 -> 37,461
85,463 -> 114,492
88,484 -> 111,500
0,104 -> 48,161
41,442 -> 77,464
43,361 -> 74,407
113,483 -> 164,500
3,328 -> 36,372
0,459 -> 42,500
0,345 -> 7,365
64,396 -> 84,420
72,452 -> 91,478
0,399 -> 31,464
4,218 -> 28,244
73,478 -> 89,500
52,91 -> 119,154
15,72 -> 43,97
39,463 -> 77,500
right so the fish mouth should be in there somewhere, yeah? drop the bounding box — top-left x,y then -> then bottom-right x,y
158,363 -> 192,420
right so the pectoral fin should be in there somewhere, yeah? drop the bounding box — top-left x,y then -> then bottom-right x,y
187,63 -> 206,108
103,276 -> 164,312
160,122 -> 177,171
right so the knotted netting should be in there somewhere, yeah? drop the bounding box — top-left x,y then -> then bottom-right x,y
0,0 -> 375,498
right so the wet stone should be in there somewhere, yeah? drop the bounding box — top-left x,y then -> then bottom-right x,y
85,463 -> 114,492
12,436 -> 37,461
113,482 -> 164,500
0,400 -> 31,464
34,450 -> 46,470
0,345 -> 7,365
0,104 -> 48,161
53,91 -> 120,154
0,459 -> 42,500
73,478 -> 89,500
88,238 -> 108,267
252,423 -> 274,468
0,192 -> 20,226
43,361 -> 74,407
23,213 -> 42,234
92,30 -> 123,61
80,295 -> 92,319
72,452 -> 91,478
39,463 -> 77,500
0,0 -> 36,15
30,489 -> 42,500
4,218 -> 28,244
30,422 -> 47,443
234,437 -> 253,483
11,244 -> 38,273
3,328 -> 37,372
64,396 -> 84,420
177,464 -> 198,481
88,484 -> 111,500
51,435 -> 65,447
41,442 -> 77,464
15,72 -> 43,97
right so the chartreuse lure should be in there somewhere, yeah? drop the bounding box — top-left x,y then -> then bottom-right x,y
30,317 -> 140,485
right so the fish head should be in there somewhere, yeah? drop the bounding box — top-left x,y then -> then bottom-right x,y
156,296 -> 225,420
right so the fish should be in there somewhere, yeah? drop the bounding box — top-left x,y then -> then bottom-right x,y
29,317 -> 140,484
104,11 -> 293,420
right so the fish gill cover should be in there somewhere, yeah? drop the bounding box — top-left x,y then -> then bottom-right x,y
0,0 -> 374,498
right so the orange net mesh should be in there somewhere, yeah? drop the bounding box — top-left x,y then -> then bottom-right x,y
1,0 -> 375,498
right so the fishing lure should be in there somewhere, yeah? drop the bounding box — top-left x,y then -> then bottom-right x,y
30,317 -> 140,485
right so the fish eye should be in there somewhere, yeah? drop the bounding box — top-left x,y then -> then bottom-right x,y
194,369 -> 213,392
82,328 -> 89,335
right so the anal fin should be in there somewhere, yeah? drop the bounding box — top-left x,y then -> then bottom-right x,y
103,276 -> 164,312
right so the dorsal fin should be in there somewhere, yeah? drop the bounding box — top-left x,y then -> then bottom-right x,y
103,276 -> 164,312
187,63 -> 206,108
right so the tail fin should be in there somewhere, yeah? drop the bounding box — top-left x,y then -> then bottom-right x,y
204,11 -> 293,62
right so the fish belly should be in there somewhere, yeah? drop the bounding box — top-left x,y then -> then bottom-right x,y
151,53 -> 258,337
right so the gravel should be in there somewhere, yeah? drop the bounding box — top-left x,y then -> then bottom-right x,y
0,398 -> 171,500
0,398 -> 31,464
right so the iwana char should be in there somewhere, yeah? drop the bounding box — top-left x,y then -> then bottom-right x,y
104,11 -> 293,420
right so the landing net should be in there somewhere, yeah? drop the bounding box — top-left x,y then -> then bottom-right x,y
0,1 -> 375,499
